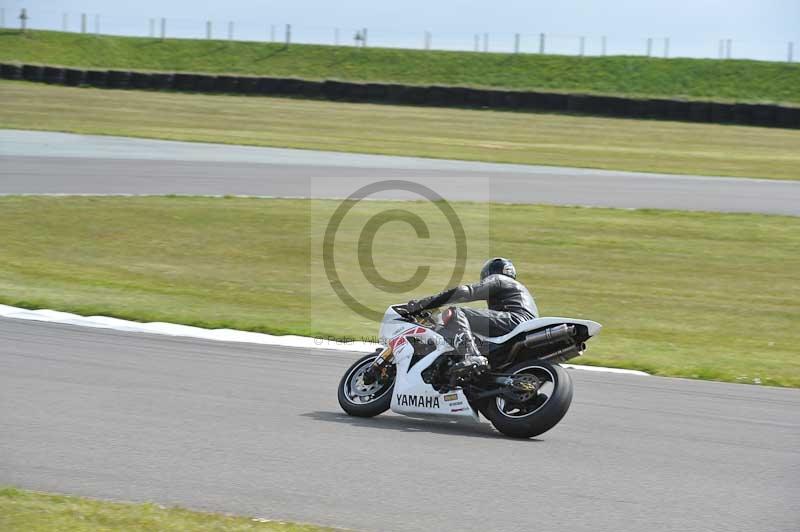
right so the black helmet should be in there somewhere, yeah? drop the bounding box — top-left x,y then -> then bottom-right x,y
480,257 -> 516,280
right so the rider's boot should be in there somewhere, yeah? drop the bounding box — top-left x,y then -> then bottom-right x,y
450,332 -> 489,383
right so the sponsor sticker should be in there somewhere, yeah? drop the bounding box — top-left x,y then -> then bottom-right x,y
450,407 -> 468,413
443,393 -> 458,401
448,401 -> 464,407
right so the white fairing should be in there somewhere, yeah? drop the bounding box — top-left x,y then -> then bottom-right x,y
381,306 -> 479,422
475,316 -> 603,344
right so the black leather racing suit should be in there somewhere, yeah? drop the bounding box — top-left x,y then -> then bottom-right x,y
412,274 -> 538,357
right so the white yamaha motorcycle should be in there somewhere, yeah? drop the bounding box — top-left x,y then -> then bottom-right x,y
338,304 -> 602,438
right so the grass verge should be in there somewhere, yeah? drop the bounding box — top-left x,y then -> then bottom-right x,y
0,196 -> 798,387
2,30 -> 799,104
2,80 -> 799,179
0,486 -> 334,531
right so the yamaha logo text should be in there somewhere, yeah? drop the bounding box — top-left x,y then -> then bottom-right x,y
395,394 -> 441,408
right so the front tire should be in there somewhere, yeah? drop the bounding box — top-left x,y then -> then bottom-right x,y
337,352 -> 395,418
482,361 -> 573,439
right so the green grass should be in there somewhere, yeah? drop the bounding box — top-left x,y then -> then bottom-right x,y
1,196 -> 798,387
2,81 -> 799,180
2,29 -> 799,104
0,487 -> 335,531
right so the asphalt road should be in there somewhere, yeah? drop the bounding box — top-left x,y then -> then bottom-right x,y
1,318 -> 798,532
2,130 -> 799,215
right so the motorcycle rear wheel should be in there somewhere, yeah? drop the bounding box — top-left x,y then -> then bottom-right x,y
338,351 -> 395,418
482,360 -> 573,438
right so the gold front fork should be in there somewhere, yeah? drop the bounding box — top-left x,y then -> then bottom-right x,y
365,346 -> 394,383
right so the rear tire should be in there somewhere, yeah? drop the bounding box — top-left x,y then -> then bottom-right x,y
482,361 -> 573,439
337,352 -> 394,418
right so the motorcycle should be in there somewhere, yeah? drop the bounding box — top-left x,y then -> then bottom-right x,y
337,304 -> 602,438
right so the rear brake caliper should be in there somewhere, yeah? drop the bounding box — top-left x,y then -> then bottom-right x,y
505,374 -> 541,403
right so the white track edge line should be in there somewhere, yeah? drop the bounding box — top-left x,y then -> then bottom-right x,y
0,304 -> 649,376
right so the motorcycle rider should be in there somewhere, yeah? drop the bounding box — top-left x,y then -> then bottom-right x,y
405,257 -> 538,380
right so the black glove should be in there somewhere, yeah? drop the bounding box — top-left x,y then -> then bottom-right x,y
406,299 -> 424,315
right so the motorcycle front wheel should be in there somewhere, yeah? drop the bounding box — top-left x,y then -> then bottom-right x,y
337,351 -> 395,418
481,360 -> 573,438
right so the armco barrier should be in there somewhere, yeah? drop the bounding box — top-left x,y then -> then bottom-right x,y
22,64 -> 44,82
215,75 -> 239,93
751,104 -> 775,126
711,102 -> 736,124
0,63 -> 22,80
85,70 -> 107,87
195,74 -> 216,92
172,73 -> 198,91
689,101 -> 711,123
297,79 -> 324,97
237,76 -> 259,94
776,106 -> 800,128
256,77 -> 280,95
106,70 -> 131,89
64,68 -> 85,86
130,71 -> 152,89
150,73 -> 173,90
42,66 -> 65,84
1,63 -> 797,129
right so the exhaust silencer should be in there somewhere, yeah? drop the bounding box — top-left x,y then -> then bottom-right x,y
521,324 -> 576,349
508,324 -> 577,361
540,342 -> 586,363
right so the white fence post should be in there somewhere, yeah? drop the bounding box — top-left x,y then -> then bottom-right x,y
579,36 -> 585,56
228,21 -> 233,40
285,24 -> 291,47
646,37 -> 652,56
160,17 -> 166,40
474,34 -> 479,52
206,21 -> 211,39
725,38 -> 732,59
483,32 -> 488,52
0,8 -> 5,28
424,31 -> 431,50
94,14 -> 99,35
81,13 -> 87,34
789,42 -> 795,63
270,25 -> 276,42
334,27 -> 339,45
514,33 -> 520,54
539,33 -> 546,54
363,27 -> 368,47
601,35 -> 607,56
664,37 -> 670,58
62,12 -> 68,31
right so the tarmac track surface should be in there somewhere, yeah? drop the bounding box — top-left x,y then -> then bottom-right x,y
1,130 -> 799,215
1,318 -> 798,532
